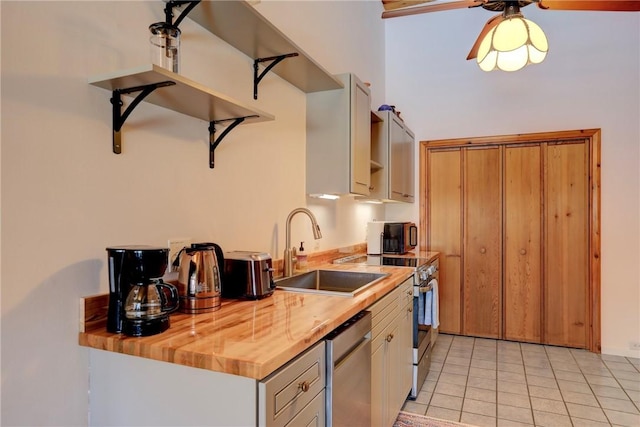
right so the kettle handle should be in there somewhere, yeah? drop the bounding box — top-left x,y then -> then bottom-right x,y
156,280 -> 180,314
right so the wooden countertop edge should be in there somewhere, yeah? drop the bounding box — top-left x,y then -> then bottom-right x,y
79,254 -> 438,380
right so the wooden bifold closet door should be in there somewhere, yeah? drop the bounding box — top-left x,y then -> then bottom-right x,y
463,147 -> 502,339
544,142 -> 589,348
427,149 -> 462,335
503,145 -> 542,343
423,130 -> 599,350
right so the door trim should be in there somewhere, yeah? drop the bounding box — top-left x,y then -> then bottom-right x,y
419,129 -> 601,353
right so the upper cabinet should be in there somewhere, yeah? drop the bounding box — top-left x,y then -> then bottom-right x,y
306,73 -> 372,197
370,111 -> 415,203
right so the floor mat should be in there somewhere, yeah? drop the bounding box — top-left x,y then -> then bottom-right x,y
394,411 -> 473,427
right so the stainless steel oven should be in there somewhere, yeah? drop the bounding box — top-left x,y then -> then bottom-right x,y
333,254 -> 438,399
412,258 -> 438,399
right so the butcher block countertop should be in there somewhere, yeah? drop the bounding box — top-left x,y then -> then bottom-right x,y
79,252 -> 439,381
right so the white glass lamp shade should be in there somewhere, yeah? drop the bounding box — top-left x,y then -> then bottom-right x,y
477,16 -> 548,72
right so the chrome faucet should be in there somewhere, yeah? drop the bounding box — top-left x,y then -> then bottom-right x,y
284,207 -> 322,277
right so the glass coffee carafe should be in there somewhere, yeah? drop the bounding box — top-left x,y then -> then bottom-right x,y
123,278 -> 178,337
125,279 -> 179,325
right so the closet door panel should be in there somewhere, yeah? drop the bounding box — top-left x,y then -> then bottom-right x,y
463,147 -> 502,339
504,145 -> 542,343
545,142 -> 589,348
427,149 -> 462,334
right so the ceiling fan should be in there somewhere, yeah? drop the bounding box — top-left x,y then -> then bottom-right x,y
381,1 -> 640,71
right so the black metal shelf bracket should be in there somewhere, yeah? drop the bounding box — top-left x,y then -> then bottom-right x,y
164,0 -> 201,28
253,53 -> 299,100
208,115 -> 258,168
110,81 -> 175,154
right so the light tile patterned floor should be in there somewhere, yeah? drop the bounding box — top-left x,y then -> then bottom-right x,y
402,334 -> 640,427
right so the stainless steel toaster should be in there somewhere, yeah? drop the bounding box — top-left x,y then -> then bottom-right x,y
223,251 -> 274,299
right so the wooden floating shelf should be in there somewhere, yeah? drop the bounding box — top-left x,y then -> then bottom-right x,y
89,64 -> 275,167
89,64 -> 274,124
188,1 -> 344,94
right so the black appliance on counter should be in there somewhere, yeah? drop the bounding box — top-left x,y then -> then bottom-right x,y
106,245 -> 178,336
382,222 -> 417,254
223,251 -> 275,299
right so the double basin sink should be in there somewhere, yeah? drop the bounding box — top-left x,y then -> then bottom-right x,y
275,269 -> 389,297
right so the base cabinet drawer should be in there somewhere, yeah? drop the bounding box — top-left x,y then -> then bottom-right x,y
285,389 -> 325,427
369,287 -> 401,342
259,341 -> 326,427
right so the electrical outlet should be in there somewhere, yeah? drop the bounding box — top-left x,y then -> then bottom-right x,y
630,341 -> 640,351
168,238 -> 191,271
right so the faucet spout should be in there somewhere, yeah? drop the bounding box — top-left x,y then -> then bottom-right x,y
284,208 -> 322,277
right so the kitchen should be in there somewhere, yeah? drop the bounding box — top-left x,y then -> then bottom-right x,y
1,1 -> 638,427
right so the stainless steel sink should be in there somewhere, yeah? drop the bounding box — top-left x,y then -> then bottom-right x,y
274,269 -> 389,297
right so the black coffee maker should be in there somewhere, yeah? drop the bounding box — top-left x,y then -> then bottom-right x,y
106,246 -> 178,336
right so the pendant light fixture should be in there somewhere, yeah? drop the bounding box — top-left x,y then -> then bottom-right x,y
476,1 -> 548,72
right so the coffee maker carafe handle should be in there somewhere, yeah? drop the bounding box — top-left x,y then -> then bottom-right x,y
156,280 -> 179,314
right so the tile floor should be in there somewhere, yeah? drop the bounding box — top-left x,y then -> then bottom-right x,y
402,334 -> 640,426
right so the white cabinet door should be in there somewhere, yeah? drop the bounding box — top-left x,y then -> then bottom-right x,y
389,116 -> 415,203
385,318 -> 403,427
371,111 -> 415,203
402,127 -> 415,202
371,334 -> 386,427
389,114 -> 406,201
307,73 -> 371,196
351,77 -> 372,195
369,277 -> 414,427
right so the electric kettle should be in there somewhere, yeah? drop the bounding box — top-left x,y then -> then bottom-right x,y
175,242 -> 224,313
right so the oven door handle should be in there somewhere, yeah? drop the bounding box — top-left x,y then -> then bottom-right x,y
418,283 -> 433,293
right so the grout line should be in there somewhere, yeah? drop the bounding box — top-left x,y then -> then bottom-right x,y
544,344 -> 576,427
411,336 -> 640,427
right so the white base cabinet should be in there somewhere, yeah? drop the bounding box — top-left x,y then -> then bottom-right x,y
369,277 -> 413,427
88,341 -> 325,427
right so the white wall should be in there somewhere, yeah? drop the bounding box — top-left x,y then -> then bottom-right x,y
3,2 -> 637,426
384,8 -> 640,357
0,1 -> 385,425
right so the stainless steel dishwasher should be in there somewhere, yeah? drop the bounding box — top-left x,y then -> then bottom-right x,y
325,310 -> 372,427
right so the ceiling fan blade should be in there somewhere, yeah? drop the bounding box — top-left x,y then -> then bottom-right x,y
466,14 -> 502,60
382,0 -> 484,19
382,0 -> 436,12
537,0 -> 640,11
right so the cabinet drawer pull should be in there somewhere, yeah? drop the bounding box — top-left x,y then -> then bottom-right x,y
298,381 -> 310,392
386,333 -> 394,342
408,307 -> 413,313
480,247 -> 486,254
520,248 -> 527,255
